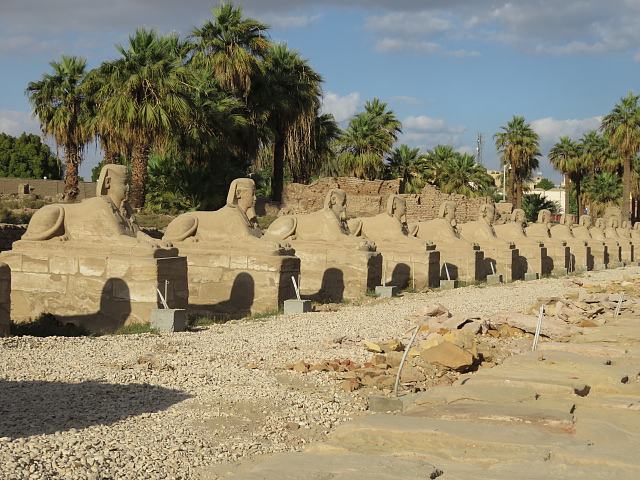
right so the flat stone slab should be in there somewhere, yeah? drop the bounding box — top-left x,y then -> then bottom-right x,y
524,272 -> 539,281
375,286 -> 397,298
150,308 -> 186,332
440,280 -> 457,290
283,299 -> 312,314
486,274 -> 502,285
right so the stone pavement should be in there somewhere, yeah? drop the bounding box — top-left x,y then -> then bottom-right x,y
207,307 -> 640,479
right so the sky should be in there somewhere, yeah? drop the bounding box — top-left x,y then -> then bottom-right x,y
1,0 -> 640,181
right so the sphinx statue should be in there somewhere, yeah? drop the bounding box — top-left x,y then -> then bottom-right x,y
2,164 -> 188,332
548,214 -> 593,271
458,203 -> 523,282
493,208 -> 552,278
616,220 -> 640,265
603,217 -> 634,264
265,189 -> 381,302
349,195 -> 440,290
590,218 -> 623,267
524,209 -> 570,275
570,215 -> 610,269
410,201 -> 485,284
164,178 -> 299,318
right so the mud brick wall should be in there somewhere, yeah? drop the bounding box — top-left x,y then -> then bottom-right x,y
0,224 -> 26,252
0,178 -> 97,200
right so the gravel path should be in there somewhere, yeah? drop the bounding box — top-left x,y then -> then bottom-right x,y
0,267 -> 637,479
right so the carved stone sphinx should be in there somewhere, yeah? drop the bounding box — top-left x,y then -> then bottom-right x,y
616,220 -> 640,265
458,203 -> 523,282
570,215 -> 610,270
548,214 -> 593,271
524,209 -> 570,275
590,218 -> 623,267
604,217 -> 634,264
1,165 -> 189,332
350,195 -> 440,290
163,178 -> 300,319
493,208 -> 552,278
410,201 -> 485,284
265,189 -> 381,302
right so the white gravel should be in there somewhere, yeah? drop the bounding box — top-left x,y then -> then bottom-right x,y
0,266 -> 637,479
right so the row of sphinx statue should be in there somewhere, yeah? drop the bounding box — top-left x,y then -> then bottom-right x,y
0,164 -> 637,331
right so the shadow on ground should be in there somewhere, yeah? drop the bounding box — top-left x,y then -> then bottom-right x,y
0,380 -> 190,438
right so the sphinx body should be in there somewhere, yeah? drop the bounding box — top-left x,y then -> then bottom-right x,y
350,195 -> 440,290
589,218 -> 623,267
548,214 -> 593,271
265,189 -> 381,302
458,203 -> 523,282
525,209 -> 571,275
569,215 -> 609,270
410,201 -> 485,284
603,217 -> 634,264
493,209 -> 552,278
615,220 -> 640,265
163,178 -> 299,318
0,165 -> 188,332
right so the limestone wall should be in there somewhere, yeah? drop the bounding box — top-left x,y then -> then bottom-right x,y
280,178 -> 489,223
0,178 -> 97,200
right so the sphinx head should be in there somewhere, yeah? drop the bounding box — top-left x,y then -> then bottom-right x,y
511,208 -> 526,226
227,178 -> 257,222
560,214 -> 575,225
438,201 -> 457,224
608,217 -> 620,228
386,195 -> 407,223
579,215 -> 592,227
595,218 -> 605,229
324,189 -> 347,222
537,209 -> 551,224
479,203 -> 496,225
97,164 -> 128,208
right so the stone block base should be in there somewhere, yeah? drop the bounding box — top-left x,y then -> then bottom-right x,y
176,245 -> 300,320
1,241 -> 188,333
440,280 -> 457,290
524,272 -> 539,281
376,246 -> 440,290
486,274 -> 502,285
375,285 -> 398,298
0,262 -> 9,336
292,242 -> 382,303
150,308 -> 186,332
439,249 -> 485,284
284,299 -> 312,314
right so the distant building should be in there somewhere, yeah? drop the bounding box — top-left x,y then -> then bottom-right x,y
530,187 -> 565,213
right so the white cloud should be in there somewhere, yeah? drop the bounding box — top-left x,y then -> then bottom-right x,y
260,14 -> 321,29
531,116 -> 602,152
0,35 -> 54,54
0,110 -> 40,136
365,11 -> 451,37
321,92 -> 361,123
456,145 -> 475,155
400,114 -> 466,148
375,38 -> 441,54
391,95 -> 423,106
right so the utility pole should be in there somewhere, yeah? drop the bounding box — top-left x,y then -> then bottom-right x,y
476,133 -> 483,165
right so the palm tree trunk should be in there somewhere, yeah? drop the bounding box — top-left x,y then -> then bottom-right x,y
103,147 -> 117,165
563,174 -> 570,214
506,165 -> 514,204
130,141 -> 150,209
575,177 -> 582,222
623,154 -> 632,222
271,135 -> 285,202
64,144 -> 80,201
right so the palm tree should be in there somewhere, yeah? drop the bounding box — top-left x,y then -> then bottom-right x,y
190,3 -> 270,98
601,92 -> 640,221
307,113 -> 341,180
386,144 -> 425,193
549,136 -> 579,215
337,98 -> 401,180
421,145 -> 458,184
98,29 -> 193,208
578,131 -> 614,218
26,55 -> 90,200
522,193 -> 560,222
434,152 -> 494,197
494,116 -> 540,209
583,172 -> 622,217
259,44 -> 322,200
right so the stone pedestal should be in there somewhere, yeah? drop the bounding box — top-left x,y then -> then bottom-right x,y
291,241 -> 382,302
284,299 -> 312,314
437,247 -> 485,285
486,274 -> 502,285
1,241 -> 188,333
376,244 -> 440,291
481,245 -> 521,282
565,241 -> 592,272
0,262 -> 10,336
440,280 -> 457,290
375,285 -> 398,298
175,244 -> 300,320
150,308 -> 187,332
524,272 -> 539,281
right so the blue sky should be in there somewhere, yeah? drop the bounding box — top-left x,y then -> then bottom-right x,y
1,0 -> 640,181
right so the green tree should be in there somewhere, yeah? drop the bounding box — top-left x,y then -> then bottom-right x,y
549,136 -> 580,215
601,92 -> 640,221
190,3 -> 270,98
433,152 -> 494,197
494,116 -> 540,209
421,145 -> 458,184
0,133 -> 61,179
522,193 -> 559,222
308,113 -> 341,179
258,44 -> 322,200
337,98 -> 401,180
535,178 -> 555,190
97,29 -> 193,208
583,172 -> 622,217
26,55 -> 90,200
386,144 -> 426,193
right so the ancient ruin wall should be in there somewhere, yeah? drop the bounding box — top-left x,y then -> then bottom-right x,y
0,178 -> 97,200
280,179 -> 489,223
